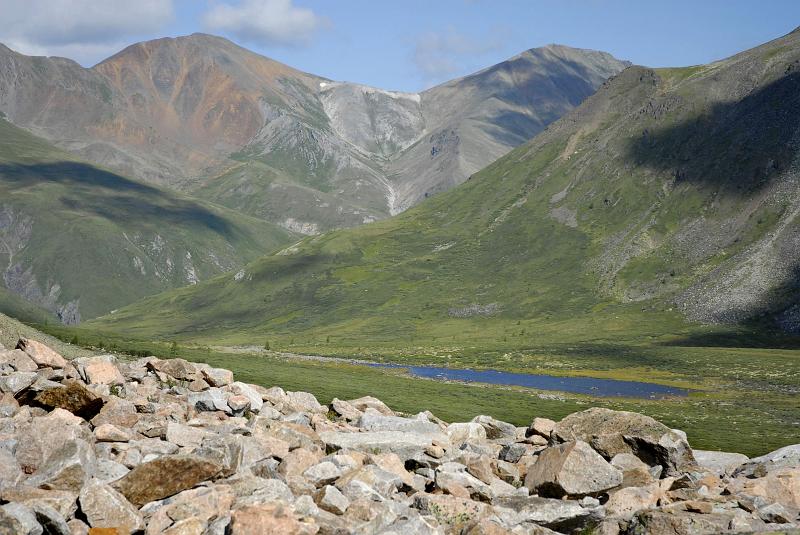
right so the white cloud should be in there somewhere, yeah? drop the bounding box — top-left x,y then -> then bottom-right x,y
413,27 -> 504,84
0,0 -> 173,64
203,0 -> 322,47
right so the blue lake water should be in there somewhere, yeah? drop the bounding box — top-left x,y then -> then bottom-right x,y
368,363 -> 688,399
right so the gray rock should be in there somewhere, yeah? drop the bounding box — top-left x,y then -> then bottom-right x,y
735,444 -> 800,477
188,388 -> 231,413
552,408 -> 696,476
31,503 -> 70,535
493,495 -> 604,533
525,440 -> 622,497
694,449 -> 749,476
229,382 -> 264,413
93,459 -> 129,484
27,439 -> 96,492
316,485 -> 350,515
1,502 -> 43,535
165,422 -> 214,448
471,415 -> 517,441
304,461 -> 343,487
202,367 -> 234,387
0,349 -> 37,372
78,481 -> 144,532
358,409 -> 444,436
320,430 -> 440,460
0,371 -> 37,395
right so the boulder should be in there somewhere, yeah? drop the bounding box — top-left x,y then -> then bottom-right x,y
552,408 -> 696,475
529,417 -> 556,438
34,380 -> 104,420
229,504 -> 318,535
358,409 -> 444,436
693,449 -> 748,477
316,485 -> 350,515
16,339 -> 67,369
228,382 -> 263,413
201,367 -> 233,387
148,359 -> 198,381
492,495 -> 604,533
734,444 -> 800,478
0,349 -> 38,372
78,481 -> 143,532
471,415 -> 517,441
27,439 -> 96,492
447,422 -> 487,444
525,440 -> 622,497
71,356 -> 124,386
188,388 -> 230,414
0,371 -> 37,395
113,454 -> 222,506
320,430 -> 440,461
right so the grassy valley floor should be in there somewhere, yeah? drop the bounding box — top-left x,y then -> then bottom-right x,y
31,319 -> 800,458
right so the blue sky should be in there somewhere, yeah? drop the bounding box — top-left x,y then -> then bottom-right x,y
2,1 -> 799,92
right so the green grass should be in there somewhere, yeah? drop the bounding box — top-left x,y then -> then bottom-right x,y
0,119 -> 297,320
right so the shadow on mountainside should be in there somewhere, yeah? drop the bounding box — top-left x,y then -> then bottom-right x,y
625,71 -> 800,197
0,161 -> 236,236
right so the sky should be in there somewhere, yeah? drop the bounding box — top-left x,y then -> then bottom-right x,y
1,0 -> 799,92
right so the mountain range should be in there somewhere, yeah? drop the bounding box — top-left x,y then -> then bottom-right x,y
89,28 -> 800,346
0,34 -> 628,322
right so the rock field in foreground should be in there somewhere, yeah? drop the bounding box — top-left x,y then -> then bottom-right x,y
0,337 -> 799,534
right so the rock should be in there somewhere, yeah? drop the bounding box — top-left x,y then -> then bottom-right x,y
734,444 -> 800,477
194,435 -> 244,478
31,503 -> 70,535
0,349 -> 38,372
227,395 -> 250,415
693,449 -> 749,477
78,481 -> 143,532
27,439 -> 96,492
0,392 -> 19,417
347,396 -> 394,415
303,461 -> 343,487
201,367 -> 233,387
91,398 -> 139,429
1,503 -> 42,535
188,388 -> 230,414
113,454 -> 222,507
471,415 -> 517,441
552,408 -> 696,475
529,417 -> 556,438
148,359 -> 198,381
316,485 -> 350,515
228,382 -> 263,413
0,371 -> 37,395
34,380 -> 104,420
605,482 -> 662,520
16,339 -> 67,369
525,440 -> 622,497
627,509 -> 763,535
611,452 -> 656,487
446,422 -> 487,444
727,466 -> 800,509
94,424 -> 131,443
330,398 -> 361,421
71,356 -> 125,386
229,504 -> 318,535
320,430 -> 440,460
358,409 -> 444,436
368,452 -> 414,487
285,391 -> 323,414
492,495 -> 603,533
94,460 -> 129,484
165,422 -> 213,448
413,493 -> 491,530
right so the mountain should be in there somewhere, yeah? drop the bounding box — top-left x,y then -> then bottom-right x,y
0,118 -> 296,323
0,34 -> 628,233
89,28 -> 800,345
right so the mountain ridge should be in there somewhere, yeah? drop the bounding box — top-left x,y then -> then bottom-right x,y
0,34 -> 628,232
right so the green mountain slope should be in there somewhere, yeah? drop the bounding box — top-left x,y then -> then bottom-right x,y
90,29 -> 800,347
0,119 -> 297,323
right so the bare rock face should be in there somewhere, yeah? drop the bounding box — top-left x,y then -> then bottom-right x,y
525,440 -> 623,497
1,338 -> 799,534
552,408 -> 696,475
